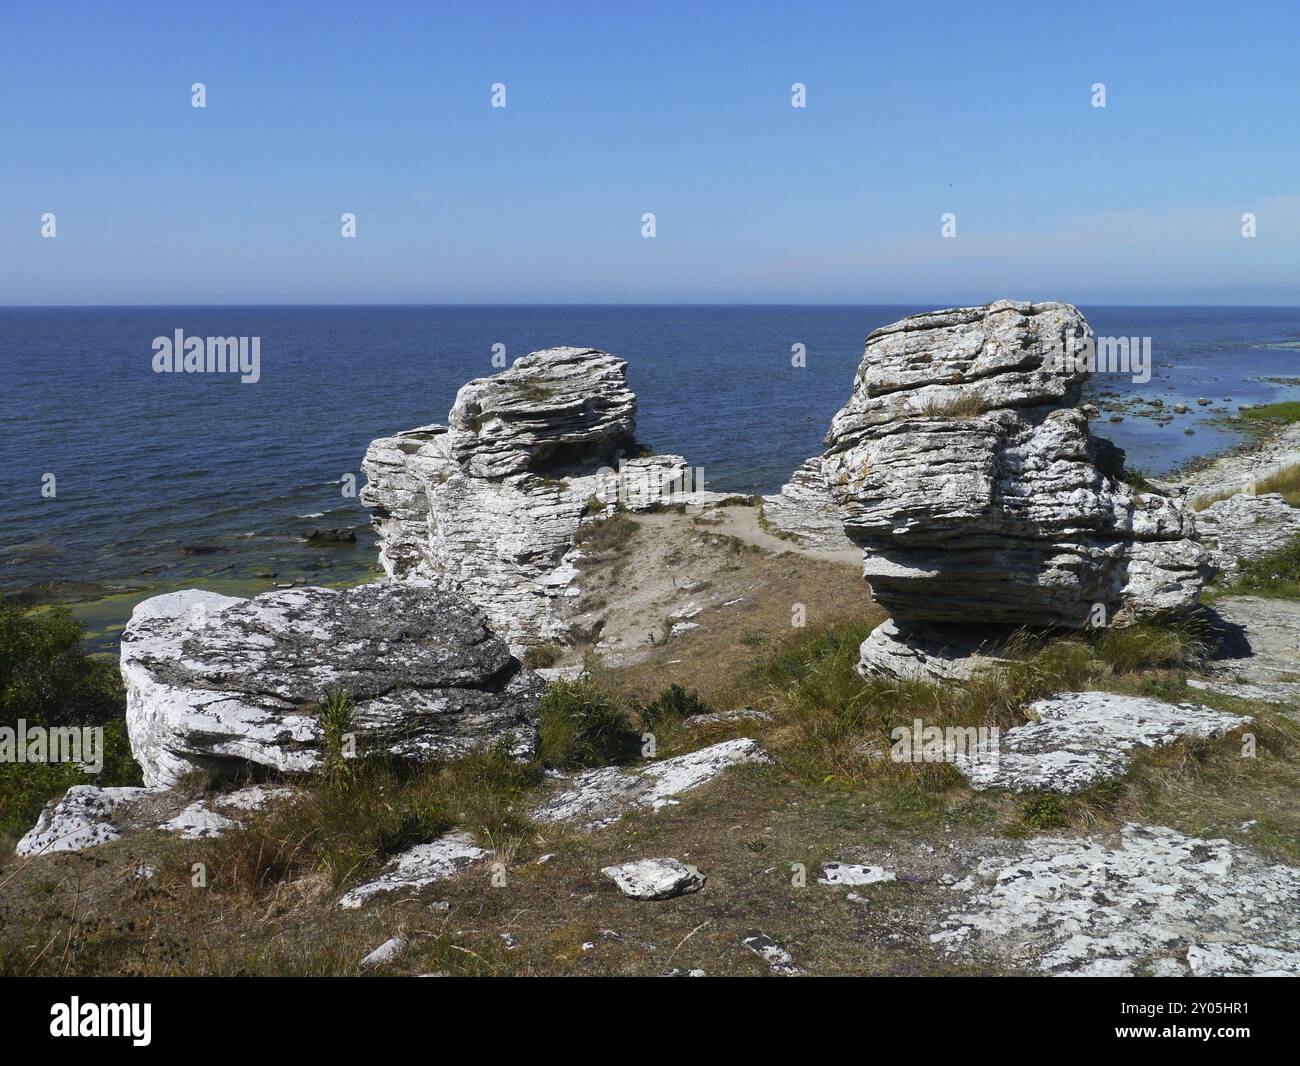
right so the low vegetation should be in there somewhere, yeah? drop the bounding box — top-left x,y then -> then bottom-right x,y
1230,534 -> 1300,599
1241,400 -> 1300,424
537,677 -> 636,768
0,598 -> 140,848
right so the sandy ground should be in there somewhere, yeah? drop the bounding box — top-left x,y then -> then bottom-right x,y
555,503 -> 876,698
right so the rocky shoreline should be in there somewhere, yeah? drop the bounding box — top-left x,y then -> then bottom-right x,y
7,300 -> 1300,977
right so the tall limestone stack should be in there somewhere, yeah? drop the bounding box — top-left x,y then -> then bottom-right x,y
818,300 -> 1213,679
361,347 -> 706,648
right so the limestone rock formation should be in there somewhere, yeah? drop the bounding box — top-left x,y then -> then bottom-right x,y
932,823 -> 1300,976
816,300 -> 1212,677
121,584 -> 542,788
1194,492 -> 1300,575
950,691 -> 1250,793
759,457 -> 855,550
361,347 -> 728,648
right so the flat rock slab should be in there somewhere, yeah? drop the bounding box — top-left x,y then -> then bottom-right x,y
601,858 -> 704,900
533,738 -> 772,829
952,691 -> 1250,793
16,783 -> 293,856
932,823 -> 1300,976
682,708 -> 772,729
1199,595 -> 1300,706
338,832 -> 488,910
121,583 -> 542,788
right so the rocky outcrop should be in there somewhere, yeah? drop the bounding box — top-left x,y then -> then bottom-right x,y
760,457 -> 855,550
361,347 -> 729,649
816,301 -> 1212,677
121,584 -> 542,788
16,783 -> 293,856
949,692 -> 1250,793
338,832 -> 488,909
1194,492 -> 1300,575
932,823 -> 1300,976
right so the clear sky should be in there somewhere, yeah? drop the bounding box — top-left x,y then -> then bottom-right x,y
3,0 -> 1298,305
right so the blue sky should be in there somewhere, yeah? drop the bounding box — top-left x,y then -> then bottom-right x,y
2,0 -> 1298,305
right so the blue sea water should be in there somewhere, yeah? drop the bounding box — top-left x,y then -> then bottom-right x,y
2,305 -> 1300,604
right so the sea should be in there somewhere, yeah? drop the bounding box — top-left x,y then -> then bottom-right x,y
3,305 -> 1299,647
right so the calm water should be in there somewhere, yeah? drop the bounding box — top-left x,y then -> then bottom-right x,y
3,305 -> 1300,611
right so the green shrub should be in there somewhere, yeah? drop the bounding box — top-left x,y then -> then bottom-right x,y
537,678 -> 634,768
637,683 -> 712,731
1232,534 -> 1300,599
316,685 -> 355,790
0,597 -> 140,846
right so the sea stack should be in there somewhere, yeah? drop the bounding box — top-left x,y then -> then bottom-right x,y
817,300 -> 1213,679
360,347 -> 716,648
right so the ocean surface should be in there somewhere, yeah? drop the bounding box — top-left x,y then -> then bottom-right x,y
3,305 -> 1300,642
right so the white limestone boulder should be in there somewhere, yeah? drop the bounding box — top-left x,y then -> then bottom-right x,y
121,583 -> 542,788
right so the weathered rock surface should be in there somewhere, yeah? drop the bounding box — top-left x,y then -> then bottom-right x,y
1197,595 -> 1300,705
15,783 -> 293,856
16,786 -> 150,856
359,937 -> 408,969
532,737 -> 772,830
121,584 -> 542,788
1195,492 -> 1300,575
601,858 -> 705,900
361,347 -> 732,649
951,692 -> 1250,793
338,832 -> 488,909
760,457 -> 855,550
931,823 -> 1300,976
682,707 -> 772,729
814,301 -> 1213,677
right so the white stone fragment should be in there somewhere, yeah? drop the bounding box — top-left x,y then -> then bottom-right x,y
601,858 -> 705,900
359,937 -> 408,969
819,862 -> 896,886
533,738 -> 772,830
338,831 -> 488,909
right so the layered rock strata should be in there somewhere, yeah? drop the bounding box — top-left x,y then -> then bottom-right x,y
813,301 -> 1212,677
361,347 -> 730,648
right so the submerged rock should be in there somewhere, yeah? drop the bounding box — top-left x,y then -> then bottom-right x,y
932,823 -> 1300,976
360,347 -> 729,649
951,691 -> 1250,793
121,584 -> 541,788
601,858 -> 705,900
814,301 -> 1212,677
